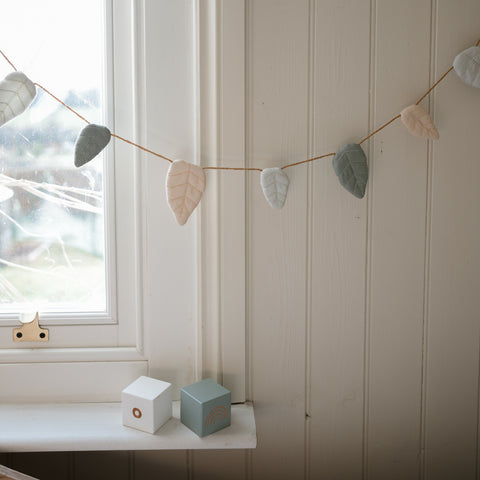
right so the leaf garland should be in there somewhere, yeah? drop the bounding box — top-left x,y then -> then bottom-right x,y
0,38 -> 478,221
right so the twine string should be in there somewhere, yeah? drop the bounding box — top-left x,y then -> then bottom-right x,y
0,50 -> 17,71
0,38 -> 478,172
414,66 -> 454,105
34,83 -> 91,125
281,152 -> 336,170
203,166 -> 263,172
358,114 -> 402,145
110,133 -> 174,163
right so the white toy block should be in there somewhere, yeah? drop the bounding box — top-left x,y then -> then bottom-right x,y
122,376 -> 172,434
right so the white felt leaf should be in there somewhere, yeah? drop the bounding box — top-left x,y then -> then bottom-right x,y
453,45 -> 480,88
400,104 -> 439,140
260,167 -> 289,209
0,72 -> 36,127
166,160 -> 206,226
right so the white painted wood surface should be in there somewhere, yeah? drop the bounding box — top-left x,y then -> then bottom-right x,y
0,362 -> 147,403
308,1 -> 370,478
3,1 -> 480,479
365,1 -> 432,479
423,3 -> 480,479
247,1 -> 308,479
0,402 -> 256,452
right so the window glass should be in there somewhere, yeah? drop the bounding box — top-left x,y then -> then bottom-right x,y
0,0 -> 107,313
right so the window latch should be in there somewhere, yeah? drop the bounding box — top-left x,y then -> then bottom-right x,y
13,312 -> 49,342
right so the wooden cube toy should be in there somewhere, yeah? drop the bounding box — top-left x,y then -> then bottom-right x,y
122,376 -> 172,434
180,378 -> 231,437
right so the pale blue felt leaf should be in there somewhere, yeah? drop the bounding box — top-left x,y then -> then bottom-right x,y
332,143 -> 368,199
453,46 -> 480,88
260,167 -> 289,209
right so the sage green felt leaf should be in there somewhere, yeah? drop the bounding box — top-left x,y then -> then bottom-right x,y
74,124 -> 111,167
453,45 -> 480,88
332,143 -> 368,199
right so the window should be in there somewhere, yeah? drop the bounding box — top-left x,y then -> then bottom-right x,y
0,0 -> 108,314
0,0 -> 246,404
0,0 -> 143,400
0,0 -> 110,316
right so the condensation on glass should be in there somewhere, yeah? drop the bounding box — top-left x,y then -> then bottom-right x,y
0,0 -> 108,313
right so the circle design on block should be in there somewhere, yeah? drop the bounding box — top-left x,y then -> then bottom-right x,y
132,408 -> 142,419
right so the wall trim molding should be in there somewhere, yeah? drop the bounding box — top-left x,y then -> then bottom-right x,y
195,0 -> 246,402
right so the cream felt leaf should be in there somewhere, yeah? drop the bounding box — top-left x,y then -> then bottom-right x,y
332,143 -> 368,199
74,124 -> 112,167
0,72 -> 36,127
453,45 -> 480,88
166,160 -> 206,226
400,104 -> 439,140
260,167 -> 289,209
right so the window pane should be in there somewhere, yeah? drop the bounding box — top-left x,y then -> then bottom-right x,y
0,0 -> 107,313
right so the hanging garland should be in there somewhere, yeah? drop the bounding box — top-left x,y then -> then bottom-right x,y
0,38 -> 479,225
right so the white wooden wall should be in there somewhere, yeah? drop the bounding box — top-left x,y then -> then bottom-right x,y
3,1 -> 480,479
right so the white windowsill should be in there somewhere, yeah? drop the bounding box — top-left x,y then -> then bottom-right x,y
0,402 -> 256,452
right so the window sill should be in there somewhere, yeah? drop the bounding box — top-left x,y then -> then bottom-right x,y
0,402 -> 256,452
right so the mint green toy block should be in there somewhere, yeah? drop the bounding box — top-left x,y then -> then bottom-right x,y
180,378 -> 231,437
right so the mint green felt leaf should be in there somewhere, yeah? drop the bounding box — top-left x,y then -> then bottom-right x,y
260,167 -> 289,209
332,143 -> 368,199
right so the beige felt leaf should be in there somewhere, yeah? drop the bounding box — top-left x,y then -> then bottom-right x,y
400,104 -> 439,140
0,72 -> 36,127
166,160 -> 206,226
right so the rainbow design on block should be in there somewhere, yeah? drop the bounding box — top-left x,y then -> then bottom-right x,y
204,405 -> 229,428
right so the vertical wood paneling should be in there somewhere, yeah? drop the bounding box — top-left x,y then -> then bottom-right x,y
308,1 -> 370,478
74,452 -> 130,480
142,0 -> 196,396
5,4 -> 480,480
9,453 -> 70,480
366,2 -> 432,479
423,2 -> 480,478
192,450 -> 246,480
133,451 -> 188,480
218,0 -> 247,403
247,1 -> 309,479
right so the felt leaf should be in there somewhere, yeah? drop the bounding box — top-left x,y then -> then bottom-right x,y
453,45 -> 480,88
74,124 -> 111,167
0,72 -> 36,127
260,167 -> 289,209
400,104 -> 439,140
166,160 -> 206,226
332,143 -> 368,199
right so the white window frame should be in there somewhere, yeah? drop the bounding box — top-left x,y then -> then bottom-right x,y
0,0 -> 246,404
0,0 -> 132,336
